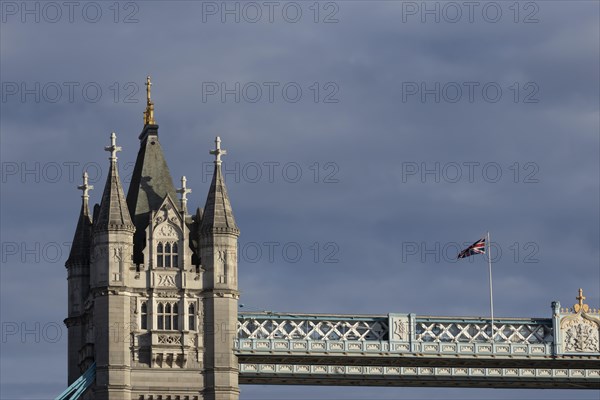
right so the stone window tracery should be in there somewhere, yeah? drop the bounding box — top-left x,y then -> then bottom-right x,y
157,301 -> 179,330
189,303 -> 196,331
156,241 -> 179,268
140,301 -> 148,330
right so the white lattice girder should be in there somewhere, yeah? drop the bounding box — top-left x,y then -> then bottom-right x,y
238,318 -> 388,341
415,322 -> 552,344
238,315 -> 554,345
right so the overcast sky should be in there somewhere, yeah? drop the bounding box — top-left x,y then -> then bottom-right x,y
1,1 -> 599,399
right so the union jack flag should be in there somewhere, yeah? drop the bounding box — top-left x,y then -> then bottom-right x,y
457,237 -> 486,259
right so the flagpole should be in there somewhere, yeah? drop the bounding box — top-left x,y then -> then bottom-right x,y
487,231 -> 494,342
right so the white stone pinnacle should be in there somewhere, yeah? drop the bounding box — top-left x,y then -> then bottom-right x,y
105,132 -> 122,161
77,171 -> 94,198
210,136 -> 227,164
176,175 -> 192,209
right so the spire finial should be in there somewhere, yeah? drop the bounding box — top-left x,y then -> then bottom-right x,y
144,75 -> 156,125
146,75 -> 152,103
577,288 -> 586,307
176,175 -> 192,211
105,132 -> 122,161
574,288 -> 590,313
210,136 -> 227,164
77,171 -> 94,199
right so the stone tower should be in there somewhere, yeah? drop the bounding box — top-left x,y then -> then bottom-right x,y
64,77 -> 240,400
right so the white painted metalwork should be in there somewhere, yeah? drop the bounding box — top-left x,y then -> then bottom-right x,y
415,320 -> 553,344
238,314 -> 388,341
237,313 -> 553,345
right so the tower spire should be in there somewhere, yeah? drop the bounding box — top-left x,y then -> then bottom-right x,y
66,172 -> 94,268
127,76 -> 179,264
201,136 -> 238,235
95,132 -> 134,232
143,75 -> 156,125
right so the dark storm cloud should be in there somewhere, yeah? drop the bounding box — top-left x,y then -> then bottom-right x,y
1,1 -> 598,399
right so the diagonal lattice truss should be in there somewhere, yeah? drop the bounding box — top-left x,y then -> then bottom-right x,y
415,321 -> 553,344
238,314 -> 555,344
238,316 -> 389,341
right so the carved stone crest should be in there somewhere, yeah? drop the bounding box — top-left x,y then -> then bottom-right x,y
559,289 -> 600,353
563,320 -> 599,352
158,224 -> 177,238
394,320 -> 408,341
390,315 -> 410,342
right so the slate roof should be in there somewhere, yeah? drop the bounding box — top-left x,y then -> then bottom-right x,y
126,124 -> 179,263
65,201 -> 92,267
95,159 -> 135,232
200,161 -> 239,235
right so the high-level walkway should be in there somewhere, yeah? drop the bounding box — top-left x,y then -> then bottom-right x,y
236,294 -> 600,389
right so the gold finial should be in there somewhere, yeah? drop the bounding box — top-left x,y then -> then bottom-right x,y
574,288 -> 590,313
146,75 -> 152,103
144,75 -> 156,125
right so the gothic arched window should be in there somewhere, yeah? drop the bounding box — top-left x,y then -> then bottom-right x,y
157,301 -> 179,331
188,303 -> 196,331
140,302 -> 148,330
156,241 -> 179,268
165,243 -> 171,268
165,303 -> 172,329
157,303 -> 164,329
173,303 -> 179,330
172,243 -> 179,268
157,243 -> 164,268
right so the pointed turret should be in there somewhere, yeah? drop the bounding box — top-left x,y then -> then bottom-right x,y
65,172 -> 93,268
200,136 -> 239,235
200,136 -> 240,400
89,133 -> 135,397
95,132 -> 135,233
126,76 -> 178,263
65,172 -> 94,383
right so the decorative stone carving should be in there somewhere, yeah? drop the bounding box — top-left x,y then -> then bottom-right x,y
562,318 -> 600,353
91,245 -> 108,263
129,297 -> 138,331
389,314 -> 410,342
559,289 -> 600,353
158,224 -> 177,238
157,334 -> 181,345
157,274 -> 176,287
152,352 -> 185,368
155,291 -> 180,298
113,247 -> 123,261
394,320 -> 408,341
